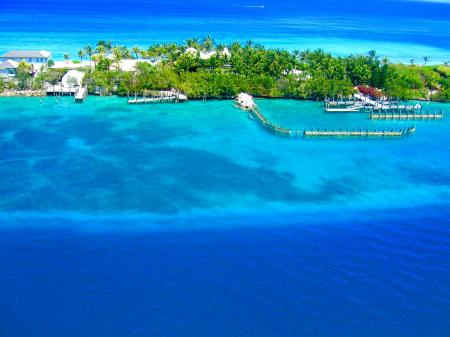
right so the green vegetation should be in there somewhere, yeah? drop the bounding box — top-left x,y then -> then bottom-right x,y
3,37 -> 450,101
16,61 -> 33,90
81,39 -> 450,101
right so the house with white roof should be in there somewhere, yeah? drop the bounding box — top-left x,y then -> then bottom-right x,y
61,70 -> 85,88
0,59 -> 18,78
0,50 -> 52,64
185,48 -> 231,60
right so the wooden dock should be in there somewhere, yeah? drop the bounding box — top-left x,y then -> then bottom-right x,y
74,87 -> 87,103
127,90 -> 187,104
370,111 -> 443,120
237,93 -> 416,139
249,108 -> 292,136
46,85 -> 77,96
324,95 -> 423,113
303,126 -> 415,137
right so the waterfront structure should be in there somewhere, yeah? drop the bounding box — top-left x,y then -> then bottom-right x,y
0,50 -> 52,64
61,70 -> 85,88
0,59 -> 18,77
325,94 -> 423,113
127,89 -> 188,104
46,70 -> 86,100
236,93 -> 417,138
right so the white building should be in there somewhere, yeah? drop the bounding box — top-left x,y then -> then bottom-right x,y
61,70 -> 85,88
186,47 -> 232,60
0,59 -> 18,78
0,50 -> 52,64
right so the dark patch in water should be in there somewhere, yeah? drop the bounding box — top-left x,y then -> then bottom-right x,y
1,141 -> 361,213
399,165 -> 450,187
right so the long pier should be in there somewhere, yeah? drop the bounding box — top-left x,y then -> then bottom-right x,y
236,93 -> 416,139
249,108 -> 292,136
303,127 -> 415,137
370,111 -> 443,120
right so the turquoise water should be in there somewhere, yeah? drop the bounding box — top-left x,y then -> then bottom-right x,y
1,97 -> 450,337
0,97 -> 449,226
2,0 -> 450,62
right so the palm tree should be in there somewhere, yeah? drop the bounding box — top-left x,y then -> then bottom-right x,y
96,40 -> 113,53
185,38 -> 200,49
367,50 -> 377,59
64,52 -> 70,64
203,34 -> 215,51
423,56 -> 429,65
292,50 -> 301,60
96,45 -> 107,55
410,58 -> 415,65
112,47 -> 123,70
105,40 -> 113,52
131,46 -> 141,59
84,45 -> 94,67
77,49 -> 85,63
246,40 -> 254,49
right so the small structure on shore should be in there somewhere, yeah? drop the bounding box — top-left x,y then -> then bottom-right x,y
185,48 -> 231,60
235,93 -> 257,110
62,70 -> 85,88
46,69 -> 87,102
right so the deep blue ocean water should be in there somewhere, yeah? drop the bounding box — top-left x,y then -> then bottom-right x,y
1,0 -> 450,62
0,97 -> 449,336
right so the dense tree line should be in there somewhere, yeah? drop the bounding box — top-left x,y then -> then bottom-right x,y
2,37 -> 450,101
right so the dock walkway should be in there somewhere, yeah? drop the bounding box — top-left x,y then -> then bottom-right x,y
236,93 -> 415,139
303,127 -> 415,137
325,94 -> 422,113
74,87 -> 87,103
127,90 -> 187,104
370,111 -> 443,120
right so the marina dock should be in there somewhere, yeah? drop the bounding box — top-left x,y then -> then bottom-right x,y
127,90 -> 187,104
370,111 -> 443,120
236,93 -> 416,139
303,126 -> 415,137
325,94 -> 423,113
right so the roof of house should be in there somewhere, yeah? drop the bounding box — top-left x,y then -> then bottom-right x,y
0,59 -> 19,70
1,50 -> 51,58
62,70 -> 85,87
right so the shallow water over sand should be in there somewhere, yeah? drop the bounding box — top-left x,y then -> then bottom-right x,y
0,97 -> 449,226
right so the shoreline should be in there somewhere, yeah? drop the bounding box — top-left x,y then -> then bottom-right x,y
0,89 -> 46,97
0,93 -> 442,104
